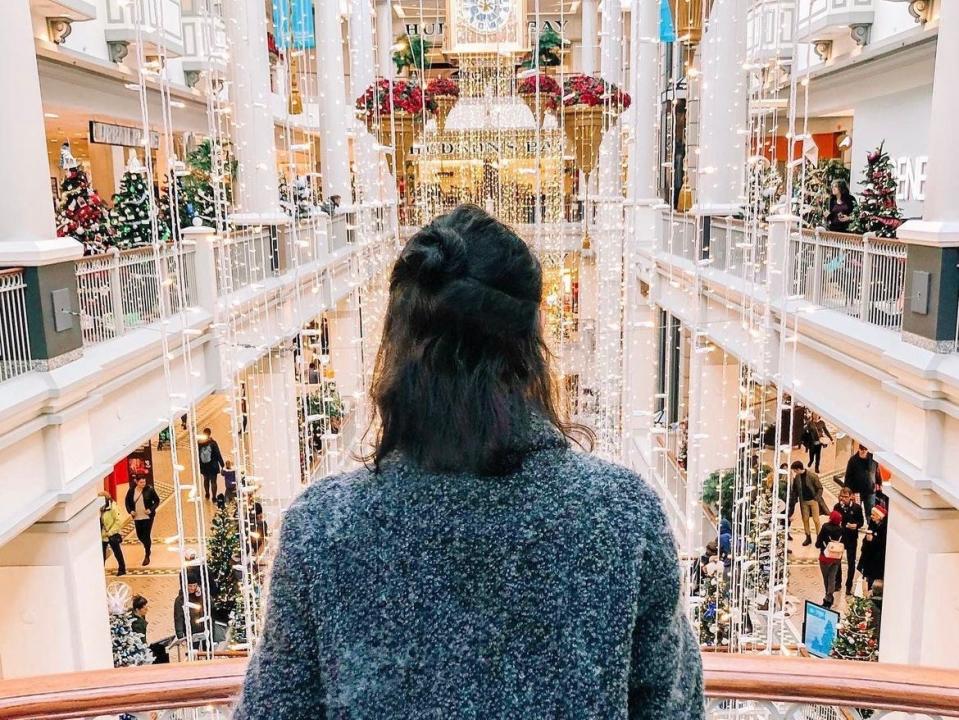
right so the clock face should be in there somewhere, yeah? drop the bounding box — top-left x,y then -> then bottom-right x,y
462,0 -> 512,34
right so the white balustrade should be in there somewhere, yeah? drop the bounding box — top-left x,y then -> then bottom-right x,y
747,0 -> 796,63
796,0 -> 876,44
0,269 -> 32,383
104,0 -> 185,57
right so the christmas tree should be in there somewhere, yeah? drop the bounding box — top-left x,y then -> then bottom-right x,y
831,595 -> 880,662
55,143 -> 113,254
695,554 -> 730,647
852,142 -> 903,238
745,156 -> 783,222
208,496 -> 241,621
158,165 -> 195,241
110,153 -> 154,249
106,582 -> 153,667
794,159 -> 829,229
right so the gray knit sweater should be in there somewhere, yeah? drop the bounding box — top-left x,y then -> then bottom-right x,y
235,423 -> 704,719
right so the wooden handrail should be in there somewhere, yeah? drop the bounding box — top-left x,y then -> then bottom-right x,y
1,655 -> 959,719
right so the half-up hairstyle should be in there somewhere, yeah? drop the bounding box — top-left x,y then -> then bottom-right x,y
367,204 -> 591,475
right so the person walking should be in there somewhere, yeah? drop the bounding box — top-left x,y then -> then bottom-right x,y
197,427 -> 224,501
236,205 -> 705,719
815,510 -> 846,608
845,443 -> 879,518
125,477 -> 160,566
834,487 -> 865,595
802,412 -> 833,474
858,504 -> 889,591
99,491 -> 126,576
791,460 -> 827,546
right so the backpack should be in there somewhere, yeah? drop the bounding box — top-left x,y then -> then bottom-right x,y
200,443 -> 213,465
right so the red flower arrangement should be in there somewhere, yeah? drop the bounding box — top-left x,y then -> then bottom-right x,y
355,78 -> 435,118
517,73 -> 562,111
426,77 -> 460,99
562,74 -> 631,110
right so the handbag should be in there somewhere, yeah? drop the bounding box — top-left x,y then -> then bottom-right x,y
825,540 -> 845,560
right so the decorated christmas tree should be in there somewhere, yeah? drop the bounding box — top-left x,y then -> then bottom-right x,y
110,153 -> 154,249
55,143 -> 113,254
158,164 -> 194,240
794,159 -> 829,229
106,582 -> 153,667
695,554 -> 731,647
207,496 -> 241,621
852,142 -> 903,238
831,595 -> 881,662
744,156 -> 783,222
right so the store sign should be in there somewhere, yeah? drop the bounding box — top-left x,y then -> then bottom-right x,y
272,0 -> 315,49
89,121 -> 159,149
404,17 -> 575,41
414,136 -> 562,157
895,155 -> 928,203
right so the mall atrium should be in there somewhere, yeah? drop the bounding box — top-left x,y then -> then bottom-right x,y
0,0 -> 958,716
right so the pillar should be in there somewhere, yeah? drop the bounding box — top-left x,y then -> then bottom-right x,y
327,297 -> 363,402
0,499 -> 112,677
897,0 -> 959,351
697,348 -> 739,475
315,0 -> 352,203
374,0 -> 394,80
692,0 -> 747,216
580,0 -> 599,76
223,0 -> 285,224
0,0 -> 84,369
350,0 -> 381,204
879,485 -> 959,668
247,348 -> 301,530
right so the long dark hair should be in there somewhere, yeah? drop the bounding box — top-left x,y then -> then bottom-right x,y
367,204 -> 591,475
831,179 -> 853,205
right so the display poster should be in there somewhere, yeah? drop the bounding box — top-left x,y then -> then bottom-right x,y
272,0 -> 315,49
803,601 -> 840,658
126,442 -> 154,488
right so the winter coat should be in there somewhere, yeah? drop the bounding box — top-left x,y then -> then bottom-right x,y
802,419 -> 833,450
815,521 -> 845,565
791,470 -> 829,515
827,195 -> 857,232
125,484 -> 160,517
858,519 -> 888,582
235,418 -> 705,720
198,438 -> 224,477
833,501 -> 865,546
100,500 -> 123,540
131,613 -> 148,642
844,454 -> 879,497
174,589 -> 206,639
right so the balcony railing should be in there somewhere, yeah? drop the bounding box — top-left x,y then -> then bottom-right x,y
75,243 -> 198,346
0,268 -> 32,383
2,654 -> 958,719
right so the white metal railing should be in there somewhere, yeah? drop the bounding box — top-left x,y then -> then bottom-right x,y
708,217 -> 769,279
789,228 -> 906,330
76,244 -> 199,346
215,230 -> 276,295
660,210 -> 699,262
330,214 -> 350,254
0,269 -> 32,383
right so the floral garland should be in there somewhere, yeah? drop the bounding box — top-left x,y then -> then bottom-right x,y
517,73 -> 562,111
355,78 -> 435,118
426,77 -> 460,99
562,74 -> 631,110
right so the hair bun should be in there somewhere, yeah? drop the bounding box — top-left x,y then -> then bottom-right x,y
400,223 -> 467,288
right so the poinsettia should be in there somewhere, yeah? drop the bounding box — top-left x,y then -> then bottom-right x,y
562,74 -> 631,110
355,78 -> 435,118
426,77 -> 459,99
517,73 -> 562,111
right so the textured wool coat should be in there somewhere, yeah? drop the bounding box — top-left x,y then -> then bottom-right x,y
235,422 -> 704,719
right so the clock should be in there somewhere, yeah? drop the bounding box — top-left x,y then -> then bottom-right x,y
463,0 -> 512,34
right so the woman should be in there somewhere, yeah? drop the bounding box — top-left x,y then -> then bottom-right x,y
125,477 -> 160,566
237,205 -> 704,719
858,504 -> 889,591
802,412 -> 833,474
99,491 -> 126,576
826,179 -> 856,232
815,510 -> 846,608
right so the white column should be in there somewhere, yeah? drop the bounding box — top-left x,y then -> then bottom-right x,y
580,0 -> 599,76
374,0 -> 395,79
315,0 -> 352,202
631,0 -> 660,207
879,486 -> 959,668
692,0 -> 747,215
327,298 -> 363,402
599,0 -> 622,84
0,0 -> 81,263
898,0 -> 959,244
247,349 -> 301,530
223,0 -> 285,224
350,0 -> 381,203
0,500 -> 112,677
697,349 -> 739,474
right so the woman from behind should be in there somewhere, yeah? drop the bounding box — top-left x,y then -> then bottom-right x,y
236,204 -> 704,719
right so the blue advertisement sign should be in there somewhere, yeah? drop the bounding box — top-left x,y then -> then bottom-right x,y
272,0 -> 315,50
803,601 -> 840,658
660,0 -> 676,43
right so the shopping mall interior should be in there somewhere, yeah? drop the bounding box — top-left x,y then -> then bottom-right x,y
1,0 -> 959,716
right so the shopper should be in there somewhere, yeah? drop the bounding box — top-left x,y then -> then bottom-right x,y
131,595 -> 169,663
125,477 -> 160,566
826,179 -> 856,232
815,510 -> 846,608
802,412 -> 833,473
834,487 -> 865,595
845,443 -> 879,518
174,569 -> 208,649
791,460 -> 827,546
99,491 -> 126,576
858,504 -> 889,591
236,205 -> 704,719
197,427 -> 224,501
222,461 -> 237,504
